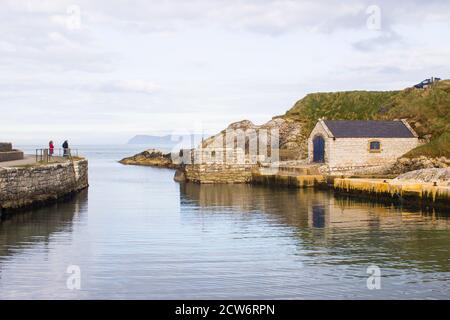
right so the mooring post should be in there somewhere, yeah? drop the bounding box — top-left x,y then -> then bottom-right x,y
44,149 -> 49,163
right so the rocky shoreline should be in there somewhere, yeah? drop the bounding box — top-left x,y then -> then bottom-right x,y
119,147 -> 449,208
387,156 -> 450,175
119,149 -> 180,169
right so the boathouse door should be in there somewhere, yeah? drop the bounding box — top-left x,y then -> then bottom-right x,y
313,136 -> 325,163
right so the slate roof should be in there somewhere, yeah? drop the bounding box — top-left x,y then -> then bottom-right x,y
322,120 -> 416,138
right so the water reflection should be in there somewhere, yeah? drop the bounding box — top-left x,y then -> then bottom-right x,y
312,205 -> 325,228
180,183 -> 450,273
1,153 -> 449,299
0,190 -> 88,259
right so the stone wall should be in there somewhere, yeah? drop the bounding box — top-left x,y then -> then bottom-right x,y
0,159 -> 88,211
327,138 -> 420,169
0,142 -> 24,162
184,163 -> 255,184
191,147 -> 268,165
0,143 -> 12,152
0,150 -> 24,162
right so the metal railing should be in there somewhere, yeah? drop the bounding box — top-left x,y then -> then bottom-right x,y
35,148 -> 79,163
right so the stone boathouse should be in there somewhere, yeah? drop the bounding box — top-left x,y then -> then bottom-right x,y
308,119 -> 420,172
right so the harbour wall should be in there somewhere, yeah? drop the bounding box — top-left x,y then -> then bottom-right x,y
252,173 -> 326,188
0,159 -> 88,213
184,163 -> 254,184
333,178 -> 450,208
179,164 -> 449,208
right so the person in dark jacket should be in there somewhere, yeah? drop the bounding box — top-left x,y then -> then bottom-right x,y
62,140 -> 69,157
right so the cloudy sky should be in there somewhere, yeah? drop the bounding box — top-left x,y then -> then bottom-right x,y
1,0 -> 449,144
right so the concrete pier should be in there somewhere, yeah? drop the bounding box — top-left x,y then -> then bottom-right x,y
333,178 -> 450,206
251,166 -> 449,208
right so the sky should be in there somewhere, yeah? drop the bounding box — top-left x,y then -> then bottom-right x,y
1,0 -> 450,145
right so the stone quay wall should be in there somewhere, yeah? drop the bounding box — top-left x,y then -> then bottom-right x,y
184,163 -> 255,184
0,159 -> 88,212
0,150 -> 24,162
0,143 -> 13,152
0,142 -> 24,162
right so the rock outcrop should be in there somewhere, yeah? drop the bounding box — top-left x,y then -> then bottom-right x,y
119,149 -> 179,169
387,156 -> 449,175
202,118 -> 305,160
394,167 -> 450,186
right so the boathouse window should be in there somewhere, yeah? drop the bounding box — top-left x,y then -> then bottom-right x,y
369,141 -> 381,152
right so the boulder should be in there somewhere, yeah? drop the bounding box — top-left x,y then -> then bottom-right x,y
173,169 -> 186,182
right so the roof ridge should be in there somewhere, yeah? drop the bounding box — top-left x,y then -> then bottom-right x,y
320,119 -> 416,138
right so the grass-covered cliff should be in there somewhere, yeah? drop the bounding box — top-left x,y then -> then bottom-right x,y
283,80 -> 450,158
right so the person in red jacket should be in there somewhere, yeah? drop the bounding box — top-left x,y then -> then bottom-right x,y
49,140 -> 54,158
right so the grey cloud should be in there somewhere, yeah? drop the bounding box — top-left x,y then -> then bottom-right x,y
89,0 -> 370,35
352,31 -> 402,51
2,1 -> 450,41
2,0 -> 449,73
0,1 -> 115,73
83,0 -> 450,35
1,0 -> 449,144
95,80 -> 161,94
0,78 -> 161,96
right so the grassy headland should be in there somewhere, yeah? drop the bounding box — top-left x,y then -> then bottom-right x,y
283,80 -> 450,158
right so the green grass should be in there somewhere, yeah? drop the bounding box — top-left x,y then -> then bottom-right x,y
282,80 -> 450,158
404,132 -> 450,158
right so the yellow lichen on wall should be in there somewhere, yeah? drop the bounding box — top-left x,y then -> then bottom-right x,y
333,178 -> 450,204
296,175 -> 325,187
252,173 -> 325,188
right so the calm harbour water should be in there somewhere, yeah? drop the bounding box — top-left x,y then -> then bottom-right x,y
0,145 -> 449,299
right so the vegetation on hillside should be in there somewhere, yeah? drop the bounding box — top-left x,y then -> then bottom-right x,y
283,80 -> 450,158
404,132 -> 450,158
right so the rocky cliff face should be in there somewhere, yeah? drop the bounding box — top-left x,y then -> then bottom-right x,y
202,118 -> 305,160
119,149 -> 179,169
